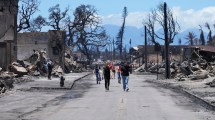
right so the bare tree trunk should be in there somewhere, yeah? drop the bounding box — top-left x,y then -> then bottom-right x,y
144,26 -> 148,71
164,2 -> 170,79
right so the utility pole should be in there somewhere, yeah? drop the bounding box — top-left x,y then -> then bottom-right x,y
124,45 -> 127,60
164,2 -> 170,79
144,26 -> 148,72
96,46 -> 99,61
108,44 -> 111,59
112,38 -> 115,61
129,38 -> 131,63
110,41 -> 113,61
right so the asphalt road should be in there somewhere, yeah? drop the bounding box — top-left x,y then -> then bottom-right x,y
20,74 -> 215,120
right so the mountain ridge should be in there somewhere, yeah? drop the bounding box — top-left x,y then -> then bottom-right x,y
103,24 -> 208,47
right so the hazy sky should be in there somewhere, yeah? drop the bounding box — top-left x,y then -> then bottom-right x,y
37,0 -> 215,31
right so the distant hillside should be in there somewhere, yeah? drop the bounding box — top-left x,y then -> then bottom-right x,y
103,24 -> 144,47
103,24 -> 208,47
174,28 -> 208,45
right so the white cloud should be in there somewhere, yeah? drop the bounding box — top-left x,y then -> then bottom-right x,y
173,6 -> 215,32
101,13 -> 122,26
101,12 -> 148,28
101,6 -> 215,31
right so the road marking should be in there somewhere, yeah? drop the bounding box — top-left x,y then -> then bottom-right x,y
115,93 -> 127,120
121,98 -> 124,103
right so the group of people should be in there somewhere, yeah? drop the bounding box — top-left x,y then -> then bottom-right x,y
94,61 -> 132,92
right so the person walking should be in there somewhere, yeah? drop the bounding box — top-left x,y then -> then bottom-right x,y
108,62 -> 113,79
112,65 -> 116,79
47,60 -> 53,80
116,66 -> 121,84
129,64 -> 133,74
99,66 -> 104,81
121,62 -> 130,91
103,62 -> 111,91
94,65 -> 101,84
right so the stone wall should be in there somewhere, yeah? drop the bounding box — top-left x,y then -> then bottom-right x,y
17,32 -> 49,60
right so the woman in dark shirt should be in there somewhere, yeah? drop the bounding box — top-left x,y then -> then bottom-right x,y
103,63 -> 110,91
121,62 -> 130,91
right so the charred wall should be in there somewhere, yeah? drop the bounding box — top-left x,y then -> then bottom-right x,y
0,0 -> 18,70
17,32 -> 49,60
17,30 -> 66,70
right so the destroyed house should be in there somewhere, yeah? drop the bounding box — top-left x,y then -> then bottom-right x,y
183,45 -> 215,62
133,45 -> 186,63
137,45 -> 185,54
17,30 -> 66,70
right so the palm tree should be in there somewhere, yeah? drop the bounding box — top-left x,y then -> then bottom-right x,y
199,25 -> 205,45
185,32 -> 197,46
205,22 -> 212,45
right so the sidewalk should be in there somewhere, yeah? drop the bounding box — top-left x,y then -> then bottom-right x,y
0,72 -> 92,120
14,72 -> 91,90
143,74 -> 215,111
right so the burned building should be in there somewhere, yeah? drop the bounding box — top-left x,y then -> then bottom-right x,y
132,45 -> 215,65
132,45 -> 185,64
183,45 -> 215,62
0,0 -> 18,70
17,30 -> 66,71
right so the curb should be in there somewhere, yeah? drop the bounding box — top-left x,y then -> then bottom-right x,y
70,73 -> 92,89
146,80 -> 215,111
30,87 -> 71,90
30,73 -> 92,90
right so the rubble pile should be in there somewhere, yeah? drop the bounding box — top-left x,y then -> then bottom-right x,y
7,50 -> 49,77
52,64 -> 63,76
0,48 -> 86,94
135,60 -> 212,79
64,57 -> 83,73
1,48 -> 85,78
13,49 -> 81,76
64,48 -> 84,73
8,62 -> 28,77
0,71 -> 16,94
134,49 -> 215,87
